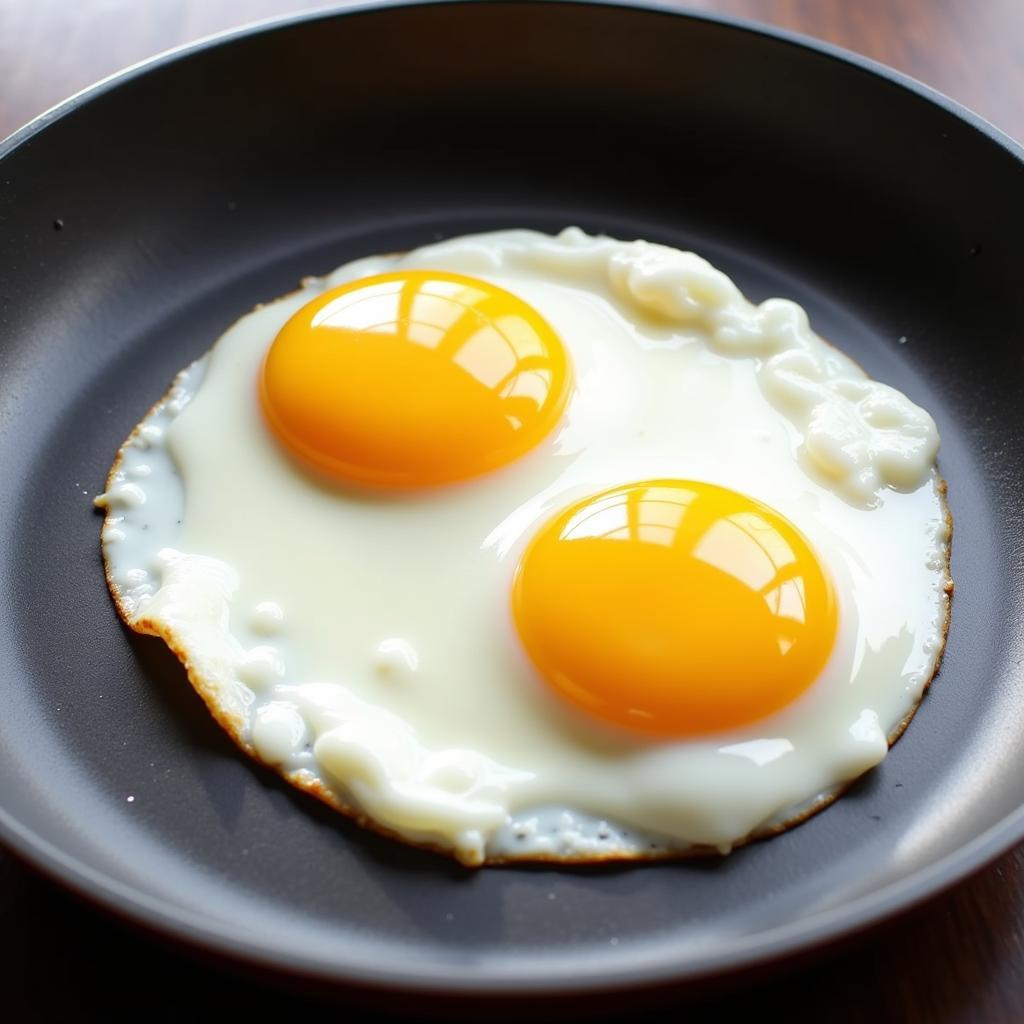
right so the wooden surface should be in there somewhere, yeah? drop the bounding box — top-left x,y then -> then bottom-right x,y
2,1 -> 1024,1020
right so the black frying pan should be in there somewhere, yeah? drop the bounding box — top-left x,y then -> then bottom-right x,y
2,0 -> 1024,1001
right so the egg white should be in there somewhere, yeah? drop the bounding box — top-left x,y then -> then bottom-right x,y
97,229 -> 951,865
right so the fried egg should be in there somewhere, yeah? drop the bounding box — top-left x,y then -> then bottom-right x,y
96,228 -> 951,865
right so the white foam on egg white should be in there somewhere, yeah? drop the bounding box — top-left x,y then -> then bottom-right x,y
97,228 -> 950,865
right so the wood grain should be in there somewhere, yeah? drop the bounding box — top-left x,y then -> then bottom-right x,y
2,1 -> 1024,1020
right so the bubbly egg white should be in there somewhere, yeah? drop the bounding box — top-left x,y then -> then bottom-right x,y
97,229 -> 950,865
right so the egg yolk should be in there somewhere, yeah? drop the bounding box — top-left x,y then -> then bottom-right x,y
512,481 -> 838,737
259,270 -> 571,488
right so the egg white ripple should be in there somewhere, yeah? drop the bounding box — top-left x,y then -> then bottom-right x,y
97,228 -> 951,865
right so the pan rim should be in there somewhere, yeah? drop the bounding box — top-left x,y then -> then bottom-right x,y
3,0 -> 1023,163
2,0 -> 1022,996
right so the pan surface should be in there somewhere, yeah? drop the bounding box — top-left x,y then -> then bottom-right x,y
2,0 -> 1024,996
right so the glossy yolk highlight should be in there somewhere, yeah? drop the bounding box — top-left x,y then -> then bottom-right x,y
512,481 -> 838,737
259,270 -> 571,488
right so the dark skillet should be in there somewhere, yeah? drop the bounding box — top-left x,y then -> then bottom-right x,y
1,0 -> 1024,1002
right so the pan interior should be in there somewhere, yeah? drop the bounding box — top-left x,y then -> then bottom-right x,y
1,0 -> 1023,991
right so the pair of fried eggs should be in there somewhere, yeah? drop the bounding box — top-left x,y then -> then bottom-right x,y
97,228 -> 951,866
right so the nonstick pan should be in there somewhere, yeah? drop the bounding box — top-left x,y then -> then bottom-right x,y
2,0 -> 1024,1000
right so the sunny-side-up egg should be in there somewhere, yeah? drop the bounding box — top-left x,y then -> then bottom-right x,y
96,228 -> 952,866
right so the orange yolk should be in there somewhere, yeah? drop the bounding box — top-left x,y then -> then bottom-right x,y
259,270 -> 571,488
512,480 -> 838,737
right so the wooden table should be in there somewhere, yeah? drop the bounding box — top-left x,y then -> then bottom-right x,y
2,2 -> 1023,1019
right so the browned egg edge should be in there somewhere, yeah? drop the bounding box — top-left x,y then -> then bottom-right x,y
96,279 -> 955,869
